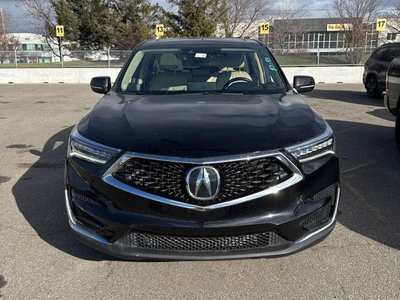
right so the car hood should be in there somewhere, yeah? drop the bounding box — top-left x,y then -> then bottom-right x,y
77,92 -> 327,157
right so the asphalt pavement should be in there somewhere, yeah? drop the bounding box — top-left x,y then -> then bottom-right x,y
0,83 -> 399,299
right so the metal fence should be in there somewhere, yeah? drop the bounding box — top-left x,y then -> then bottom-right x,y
0,50 -> 132,68
0,47 -> 376,68
270,47 -> 376,66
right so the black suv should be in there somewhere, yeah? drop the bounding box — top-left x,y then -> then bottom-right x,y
363,43 -> 400,98
384,58 -> 400,149
65,38 -> 340,260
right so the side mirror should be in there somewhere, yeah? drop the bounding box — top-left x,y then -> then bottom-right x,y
293,75 -> 315,93
90,76 -> 111,94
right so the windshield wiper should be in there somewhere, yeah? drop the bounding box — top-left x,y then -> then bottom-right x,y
201,91 -> 224,95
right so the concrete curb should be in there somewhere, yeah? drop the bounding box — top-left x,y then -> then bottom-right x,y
0,66 -> 364,84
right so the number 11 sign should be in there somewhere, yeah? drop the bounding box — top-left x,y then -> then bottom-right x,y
56,25 -> 64,37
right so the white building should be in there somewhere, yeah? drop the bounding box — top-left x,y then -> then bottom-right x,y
377,19 -> 400,45
215,22 -> 259,39
4,33 -> 53,63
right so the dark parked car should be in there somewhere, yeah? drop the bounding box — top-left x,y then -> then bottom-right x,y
384,57 -> 400,149
65,38 -> 340,260
363,43 -> 400,98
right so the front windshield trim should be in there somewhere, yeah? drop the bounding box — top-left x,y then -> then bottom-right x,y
122,88 -> 285,96
219,48 -> 256,52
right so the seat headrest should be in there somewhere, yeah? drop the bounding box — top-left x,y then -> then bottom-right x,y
159,53 -> 183,71
219,54 -> 245,69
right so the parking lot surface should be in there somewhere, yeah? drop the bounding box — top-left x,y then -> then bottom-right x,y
0,83 -> 399,299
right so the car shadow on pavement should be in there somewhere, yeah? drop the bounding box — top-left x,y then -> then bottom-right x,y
12,121 -> 400,261
11,126 -> 110,261
328,119 -> 400,250
309,89 -> 384,106
367,108 -> 396,122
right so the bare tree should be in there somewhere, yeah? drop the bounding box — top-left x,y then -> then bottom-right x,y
385,2 -> 400,37
268,1 -> 306,52
0,8 -> 19,63
330,0 -> 384,64
218,0 -> 267,38
0,9 -> 18,49
16,0 -> 61,58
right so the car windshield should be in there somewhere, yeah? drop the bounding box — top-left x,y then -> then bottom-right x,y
117,46 -> 287,94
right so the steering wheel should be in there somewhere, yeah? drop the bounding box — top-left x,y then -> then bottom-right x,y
222,77 -> 254,90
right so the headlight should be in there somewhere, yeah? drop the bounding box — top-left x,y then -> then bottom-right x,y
68,128 -> 120,164
286,126 -> 335,163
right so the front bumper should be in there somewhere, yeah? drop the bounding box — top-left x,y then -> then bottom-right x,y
383,92 -> 398,116
65,187 -> 339,260
65,187 -> 340,260
384,92 -> 389,112
65,132 -> 340,260
65,151 -> 340,260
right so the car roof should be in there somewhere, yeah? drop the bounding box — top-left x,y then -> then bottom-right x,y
140,38 -> 262,48
379,42 -> 400,48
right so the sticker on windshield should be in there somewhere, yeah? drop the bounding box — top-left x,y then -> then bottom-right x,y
195,53 -> 207,58
265,57 -> 277,72
268,65 -> 277,72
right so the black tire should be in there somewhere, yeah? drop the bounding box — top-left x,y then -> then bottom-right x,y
366,76 -> 379,98
396,113 -> 400,151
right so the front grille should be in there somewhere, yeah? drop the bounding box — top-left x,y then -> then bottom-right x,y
113,157 -> 291,206
120,231 -> 284,252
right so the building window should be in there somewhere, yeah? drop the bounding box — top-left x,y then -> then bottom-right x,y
387,33 -> 397,41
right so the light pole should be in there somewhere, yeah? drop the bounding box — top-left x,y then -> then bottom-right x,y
0,8 -> 5,34
59,37 -> 63,68
107,46 -> 111,68
14,46 -> 17,68
317,33 -> 323,66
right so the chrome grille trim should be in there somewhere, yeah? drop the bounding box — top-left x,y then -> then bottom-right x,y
102,151 -> 304,211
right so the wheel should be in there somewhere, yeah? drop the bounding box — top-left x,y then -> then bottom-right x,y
366,76 -> 379,98
396,113 -> 400,151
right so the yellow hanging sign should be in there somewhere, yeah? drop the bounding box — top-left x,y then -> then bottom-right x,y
259,22 -> 270,35
156,24 -> 164,37
56,25 -> 64,37
376,19 -> 387,31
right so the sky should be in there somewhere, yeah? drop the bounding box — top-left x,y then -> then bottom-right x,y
0,0 -> 395,33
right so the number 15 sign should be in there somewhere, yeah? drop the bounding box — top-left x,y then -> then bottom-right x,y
259,22 -> 270,35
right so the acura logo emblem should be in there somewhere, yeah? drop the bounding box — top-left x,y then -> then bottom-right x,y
186,166 -> 220,201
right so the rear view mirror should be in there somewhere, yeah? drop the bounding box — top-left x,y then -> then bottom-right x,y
293,76 -> 315,93
90,76 -> 111,94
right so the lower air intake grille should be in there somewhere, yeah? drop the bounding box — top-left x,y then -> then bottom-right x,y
303,184 -> 337,204
71,190 -> 105,207
302,200 -> 334,230
120,231 -> 284,252
71,202 -> 104,230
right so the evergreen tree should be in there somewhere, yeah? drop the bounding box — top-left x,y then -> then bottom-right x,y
108,0 -> 158,49
51,0 -> 115,49
166,0 -> 220,37
51,0 -> 158,49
